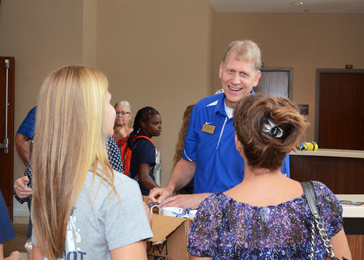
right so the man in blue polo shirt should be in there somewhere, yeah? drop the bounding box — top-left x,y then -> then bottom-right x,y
15,106 -> 36,167
149,40 -> 290,209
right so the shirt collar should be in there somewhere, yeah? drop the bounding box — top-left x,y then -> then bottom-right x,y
213,89 -> 255,116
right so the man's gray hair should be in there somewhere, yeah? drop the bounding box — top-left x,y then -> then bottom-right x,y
222,40 -> 262,72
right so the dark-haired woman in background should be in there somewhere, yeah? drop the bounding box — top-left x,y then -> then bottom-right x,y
174,104 -> 195,194
188,93 -> 351,259
128,107 -> 162,196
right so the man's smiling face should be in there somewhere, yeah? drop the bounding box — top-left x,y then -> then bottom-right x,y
219,50 -> 261,109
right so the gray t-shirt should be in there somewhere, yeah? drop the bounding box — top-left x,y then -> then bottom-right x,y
33,166 -> 153,259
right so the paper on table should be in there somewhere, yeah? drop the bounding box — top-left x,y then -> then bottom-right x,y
340,200 -> 364,206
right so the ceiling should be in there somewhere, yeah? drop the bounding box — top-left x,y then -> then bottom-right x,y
209,0 -> 364,13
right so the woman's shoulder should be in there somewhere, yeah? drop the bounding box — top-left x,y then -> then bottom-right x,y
111,171 -> 140,195
311,180 -> 342,213
199,192 -> 231,211
86,167 -> 138,195
134,135 -> 155,149
311,180 -> 336,198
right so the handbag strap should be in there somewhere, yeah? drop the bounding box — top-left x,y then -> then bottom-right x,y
301,182 -> 339,260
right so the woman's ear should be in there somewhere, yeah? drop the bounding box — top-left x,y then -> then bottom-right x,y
140,121 -> 146,129
235,134 -> 243,152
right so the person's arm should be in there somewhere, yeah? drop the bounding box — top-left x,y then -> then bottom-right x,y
166,158 -> 196,193
149,158 -> 211,210
148,158 -> 195,204
113,127 -> 128,142
142,202 -> 152,229
14,133 -> 31,167
14,176 -> 32,199
0,244 -> 21,260
110,241 -> 147,260
32,245 -> 44,260
191,257 -> 212,260
329,229 -> 352,259
138,163 -> 159,190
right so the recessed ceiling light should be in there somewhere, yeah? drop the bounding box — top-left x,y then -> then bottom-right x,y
291,2 -> 304,5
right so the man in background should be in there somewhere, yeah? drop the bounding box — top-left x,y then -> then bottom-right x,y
14,106 -> 36,259
14,106 -> 36,167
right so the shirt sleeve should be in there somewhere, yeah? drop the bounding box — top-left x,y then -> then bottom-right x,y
314,181 -> 344,238
106,137 -> 124,173
188,194 -> 222,257
182,105 -> 198,162
17,106 -> 37,139
0,190 -> 16,243
104,179 -> 153,250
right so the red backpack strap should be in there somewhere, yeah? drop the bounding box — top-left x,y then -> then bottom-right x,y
115,136 -> 129,151
116,136 -> 131,176
134,135 -> 153,144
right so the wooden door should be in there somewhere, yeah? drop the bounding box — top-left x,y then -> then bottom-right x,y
0,57 -> 15,220
316,71 -> 364,150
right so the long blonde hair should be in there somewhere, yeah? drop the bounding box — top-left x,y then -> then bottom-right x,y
32,66 -> 114,260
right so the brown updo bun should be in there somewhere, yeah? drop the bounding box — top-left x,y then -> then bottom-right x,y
233,93 -> 309,171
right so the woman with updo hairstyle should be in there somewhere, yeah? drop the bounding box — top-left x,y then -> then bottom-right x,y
188,93 -> 351,259
128,106 -> 162,196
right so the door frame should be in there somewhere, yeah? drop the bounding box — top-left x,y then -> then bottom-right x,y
315,68 -> 364,142
0,57 -> 15,220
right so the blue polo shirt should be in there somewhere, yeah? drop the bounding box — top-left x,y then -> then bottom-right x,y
182,93 -> 290,194
17,106 -> 37,139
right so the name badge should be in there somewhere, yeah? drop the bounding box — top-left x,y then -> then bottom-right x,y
202,124 -> 215,134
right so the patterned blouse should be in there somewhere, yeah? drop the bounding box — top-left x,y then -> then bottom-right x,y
188,181 -> 343,259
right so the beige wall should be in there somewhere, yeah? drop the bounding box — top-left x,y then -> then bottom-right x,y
213,13 -> 364,140
0,0 -> 84,215
96,0 -> 214,187
0,0 -> 214,215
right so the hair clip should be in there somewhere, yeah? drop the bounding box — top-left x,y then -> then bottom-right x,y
262,119 -> 283,139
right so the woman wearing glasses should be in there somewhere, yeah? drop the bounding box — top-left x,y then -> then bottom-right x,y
113,101 -> 133,142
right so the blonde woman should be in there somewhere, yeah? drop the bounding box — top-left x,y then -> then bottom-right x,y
32,66 -> 152,260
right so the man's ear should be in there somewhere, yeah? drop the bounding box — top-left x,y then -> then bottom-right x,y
219,62 -> 223,79
253,70 -> 261,87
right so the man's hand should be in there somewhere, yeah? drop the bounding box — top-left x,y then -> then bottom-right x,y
14,176 -> 32,199
148,186 -> 174,205
156,193 -> 211,211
